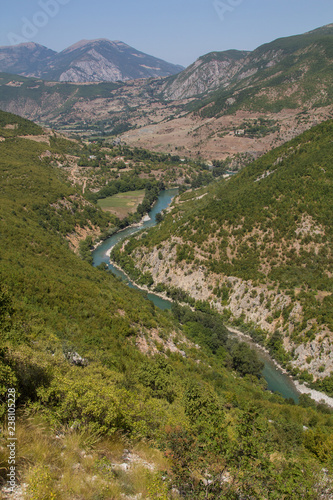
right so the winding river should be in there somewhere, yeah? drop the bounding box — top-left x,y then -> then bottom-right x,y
92,188 -> 300,402
92,189 -> 176,310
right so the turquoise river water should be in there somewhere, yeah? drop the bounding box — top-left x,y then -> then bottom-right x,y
92,188 -> 300,402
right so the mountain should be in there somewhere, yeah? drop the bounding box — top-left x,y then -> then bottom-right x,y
161,23 -> 333,104
121,23 -> 333,160
0,39 -> 184,82
0,42 -> 56,77
43,39 -> 185,82
0,24 -> 332,163
186,23 -> 333,114
113,120 -> 333,390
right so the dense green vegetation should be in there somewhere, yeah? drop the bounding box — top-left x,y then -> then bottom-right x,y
0,111 -> 333,498
0,109 -> 43,137
0,141 -> 112,236
234,118 -> 280,138
113,120 -> 333,379
82,143 -> 218,192
172,302 -> 264,378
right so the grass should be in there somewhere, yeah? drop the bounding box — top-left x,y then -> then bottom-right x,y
0,414 -> 173,500
97,190 -> 146,218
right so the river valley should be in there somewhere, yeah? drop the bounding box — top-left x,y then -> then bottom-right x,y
92,189 -> 333,406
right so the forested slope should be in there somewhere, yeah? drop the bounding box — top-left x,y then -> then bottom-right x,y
113,120 -> 333,390
0,111 -> 333,498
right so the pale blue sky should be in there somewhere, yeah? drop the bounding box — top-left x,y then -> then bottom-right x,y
1,0 -> 332,66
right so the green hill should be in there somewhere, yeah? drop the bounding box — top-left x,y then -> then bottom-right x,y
0,111 -> 333,498
113,120 -> 333,390
0,108 -> 43,137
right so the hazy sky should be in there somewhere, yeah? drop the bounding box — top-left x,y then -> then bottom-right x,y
1,0 -> 332,66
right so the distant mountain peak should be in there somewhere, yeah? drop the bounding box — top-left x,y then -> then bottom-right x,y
0,42 -> 56,77
0,41 -> 50,50
0,39 -> 183,82
62,38 -> 126,53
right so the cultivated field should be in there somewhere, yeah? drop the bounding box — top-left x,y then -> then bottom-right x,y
97,190 -> 145,219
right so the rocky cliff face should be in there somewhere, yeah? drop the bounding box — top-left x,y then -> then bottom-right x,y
57,48 -> 124,83
128,238 -> 333,381
159,45 -> 290,101
161,50 -> 249,100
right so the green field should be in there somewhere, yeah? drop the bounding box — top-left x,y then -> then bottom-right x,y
97,189 -> 145,218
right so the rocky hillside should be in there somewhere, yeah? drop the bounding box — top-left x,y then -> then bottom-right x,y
112,120 -> 333,388
190,23 -> 333,116
0,24 -> 332,162
0,39 -> 184,82
119,23 -> 333,160
1,70 -> 332,165
161,49 -> 249,100
161,23 -> 333,107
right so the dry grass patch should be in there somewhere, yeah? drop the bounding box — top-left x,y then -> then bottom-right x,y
1,416 -> 174,499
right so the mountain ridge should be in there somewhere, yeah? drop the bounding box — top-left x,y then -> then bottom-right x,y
0,41 -> 56,78
0,39 -> 184,82
0,24 -> 332,164
161,23 -> 333,101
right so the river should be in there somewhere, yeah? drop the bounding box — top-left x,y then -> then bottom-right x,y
92,188 -> 177,309
92,188 -> 300,402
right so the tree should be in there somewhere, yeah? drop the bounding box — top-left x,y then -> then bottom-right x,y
155,212 -> 163,223
230,342 -> 264,377
0,284 -> 13,332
